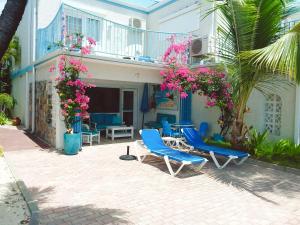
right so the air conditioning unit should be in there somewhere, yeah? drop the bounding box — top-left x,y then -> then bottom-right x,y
190,36 -> 210,57
129,18 -> 142,29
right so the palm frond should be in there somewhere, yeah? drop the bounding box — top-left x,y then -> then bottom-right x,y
241,22 -> 300,83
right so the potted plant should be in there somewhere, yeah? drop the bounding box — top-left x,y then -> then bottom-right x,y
49,34 -> 96,155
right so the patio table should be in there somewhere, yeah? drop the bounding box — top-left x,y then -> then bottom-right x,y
171,122 -> 194,136
106,126 -> 134,141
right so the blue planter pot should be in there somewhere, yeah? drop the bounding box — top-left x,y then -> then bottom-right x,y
64,133 -> 81,155
213,133 -> 225,142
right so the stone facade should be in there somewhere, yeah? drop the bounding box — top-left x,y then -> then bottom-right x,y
35,81 -> 55,146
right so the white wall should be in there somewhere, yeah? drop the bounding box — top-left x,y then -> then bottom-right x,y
147,0 -> 214,36
16,0 -> 37,67
37,0 -> 147,29
191,85 -> 296,141
11,74 -> 28,123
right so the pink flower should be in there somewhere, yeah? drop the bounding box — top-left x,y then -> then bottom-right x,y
206,100 -> 216,107
87,37 -> 96,45
87,74 -> 93,78
49,65 -> 56,72
187,76 -> 195,82
180,92 -> 188,98
198,67 -> 210,74
81,46 -> 91,55
160,83 -> 167,91
207,79 -> 213,84
219,73 -> 225,78
166,92 -> 170,97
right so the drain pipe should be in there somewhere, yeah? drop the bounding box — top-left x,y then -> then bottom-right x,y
294,85 -> 300,145
31,67 -> 35,133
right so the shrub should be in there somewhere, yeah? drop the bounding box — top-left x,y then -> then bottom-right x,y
273,139 -> 300,159
0,93 -> 14,114
246,129 -> 269,154
0,112 -> 9,125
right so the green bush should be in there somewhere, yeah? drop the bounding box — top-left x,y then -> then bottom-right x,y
246,129 -> 269,155
0,112 -> 9,125
0,93 -> 14,114
206,139 -> 232,148
273,139 -> 300,159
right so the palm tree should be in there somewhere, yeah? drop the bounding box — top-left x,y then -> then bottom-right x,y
0,36 -> 20,93
210,0 -> 299,146
0,0 -> 27,60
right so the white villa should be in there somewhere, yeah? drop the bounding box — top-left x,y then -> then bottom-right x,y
11,0 -> 300,149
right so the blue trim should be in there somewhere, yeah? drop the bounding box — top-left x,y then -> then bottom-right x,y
180,91 -> 192,122
11,65 -> 34,79
96,0 -> 177,14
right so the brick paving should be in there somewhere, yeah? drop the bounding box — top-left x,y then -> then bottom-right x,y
1,127 -> 300,225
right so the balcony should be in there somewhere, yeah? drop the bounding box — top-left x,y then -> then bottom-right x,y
36,4 -> 188,63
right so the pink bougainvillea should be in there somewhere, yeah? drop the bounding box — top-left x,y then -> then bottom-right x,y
160,36 -> 234,136
49,34 -> 96,133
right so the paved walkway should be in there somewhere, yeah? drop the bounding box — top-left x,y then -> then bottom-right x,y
1,127 -> 300,225
0,156 -> 30,225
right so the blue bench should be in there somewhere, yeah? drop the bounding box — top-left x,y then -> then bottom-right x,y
90,113 -> 122,131
144,113 -> 176,129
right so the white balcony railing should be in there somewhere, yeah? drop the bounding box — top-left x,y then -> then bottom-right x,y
36,4 -> 189,62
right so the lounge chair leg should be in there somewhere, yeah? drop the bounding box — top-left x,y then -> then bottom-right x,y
209,151 -> 238,169
232,155 -> 249,165
163,156 -> 186,176
134,141 -> 148,163
197,159 -> 208,170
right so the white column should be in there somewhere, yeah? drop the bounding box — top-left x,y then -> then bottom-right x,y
54,58 -> 65,150
31,69 -> 35,133
294,85 -> 300,145
24,72 -> 29,129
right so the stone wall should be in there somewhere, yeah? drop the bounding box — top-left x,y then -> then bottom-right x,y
35,81 -> 56,146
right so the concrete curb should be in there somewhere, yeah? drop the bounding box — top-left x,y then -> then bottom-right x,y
4,156 -> 40,225
247,158 -> 300,176
16,180 -> 40,225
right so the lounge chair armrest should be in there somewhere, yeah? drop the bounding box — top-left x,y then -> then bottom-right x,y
162,137 -> 194,151
176,139 -> 194,151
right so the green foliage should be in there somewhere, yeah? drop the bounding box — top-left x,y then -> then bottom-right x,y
0,146 -> 3,157
252,136 -> 300,169
0,93 -> 14,114
272,139 -> 300,159
246,129 -> 269,154
0,112 -> 9,125
205,139 -> 232,149
0,36 -> 20,93
207,0 -> 298,145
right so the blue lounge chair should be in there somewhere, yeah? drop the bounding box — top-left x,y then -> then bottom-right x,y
182,128 -> 250,169
135,129 -> 208,176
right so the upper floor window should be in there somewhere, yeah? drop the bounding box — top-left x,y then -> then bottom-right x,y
265,94 -> 282,136
66,16 -> 82,35
86,18 -> 101,42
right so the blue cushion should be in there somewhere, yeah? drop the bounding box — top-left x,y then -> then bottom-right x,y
112,116 -> 122,125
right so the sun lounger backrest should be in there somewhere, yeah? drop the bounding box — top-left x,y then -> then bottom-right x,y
182,128 -> 205,145
140,129 -> 167,150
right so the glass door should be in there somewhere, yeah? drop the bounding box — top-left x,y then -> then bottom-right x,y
120,89 -> 137,127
